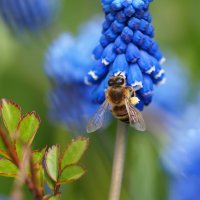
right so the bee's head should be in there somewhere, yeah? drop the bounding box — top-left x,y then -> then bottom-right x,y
108,75 -> 125,87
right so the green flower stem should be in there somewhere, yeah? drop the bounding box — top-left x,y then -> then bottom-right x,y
109,121 -> 128,200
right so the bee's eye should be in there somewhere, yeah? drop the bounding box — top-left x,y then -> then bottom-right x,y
108,80 -> 114,86
116,78 -> 124,85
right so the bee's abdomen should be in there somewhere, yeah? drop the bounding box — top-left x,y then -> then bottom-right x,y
112,105 -> 129,124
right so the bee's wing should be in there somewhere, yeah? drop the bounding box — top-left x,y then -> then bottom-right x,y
87,100 -> 110,133
125,97 -> 146,132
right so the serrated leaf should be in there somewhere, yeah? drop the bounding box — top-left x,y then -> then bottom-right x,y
0,159 -> 18,177
17,112 -> 40,144
44,170 -> 55,190
32,147 -> 47,165
48,194 -> 61,200
58,165 -> 85,184
16,112 -> 40,159
61,137 -> 89,169
45,145 -> 60,182
1,99 -> 21,138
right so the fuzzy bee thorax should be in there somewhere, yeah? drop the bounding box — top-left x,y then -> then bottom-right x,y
106,86 -> 130,105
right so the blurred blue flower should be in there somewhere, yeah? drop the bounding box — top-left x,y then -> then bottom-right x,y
153,56 -> 189,116
48,84 -> 98,132
161,95 -> 200,200
85,0 -> 166,111
169,177 -> 200,200
0,0 -> 59,34
45,18 -> 102,133
143,56 -> 190,132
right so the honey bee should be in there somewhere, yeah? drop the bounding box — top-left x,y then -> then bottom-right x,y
87,74 -> 146,133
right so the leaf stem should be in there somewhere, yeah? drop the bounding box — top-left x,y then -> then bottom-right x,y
30,154 -> 44,199
54,184 -> 61,196
109,121 -> 128,200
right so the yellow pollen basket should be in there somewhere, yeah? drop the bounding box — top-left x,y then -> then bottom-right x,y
130,97 -> 140,105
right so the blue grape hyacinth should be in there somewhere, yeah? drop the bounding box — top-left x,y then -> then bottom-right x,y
161,95 -> 200,200
0,0 -> 59,33
45,18 -> 102,133
85,0 -> 166,111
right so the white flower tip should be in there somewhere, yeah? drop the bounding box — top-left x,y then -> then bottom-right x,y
154,69 -> 165,79
131,81 -> 143,91
157,78 -> 167,86
102,58 -> 110,66
146,66 -> 156,74
84,77 -> 92,86
114,71 -> 126,78
159,57 -> 166,65
88,70 -> 98,80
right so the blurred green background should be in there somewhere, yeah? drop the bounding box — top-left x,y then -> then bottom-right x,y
0,0 -> 199,199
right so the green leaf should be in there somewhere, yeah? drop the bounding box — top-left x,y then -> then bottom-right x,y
0,159 -> 18,177
0,139 -> 10,159
45,145 -> 60,182
61,137 -> 89,169
58,165 -> 85,184
16,112 -> 40,159
35,164 -> 44,190
1,99 -> 21,138
44,170 -> 55,190
48,194 -> 61,200
32,147 -> 47,165
17,112 -> 40,144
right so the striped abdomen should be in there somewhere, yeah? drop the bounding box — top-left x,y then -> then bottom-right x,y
111,105 -> 129,124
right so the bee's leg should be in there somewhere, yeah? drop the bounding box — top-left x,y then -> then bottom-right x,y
126,86 -> 136,97
131,90 -> 136,97
125,86 -> 133,95
125,86 -> 139,105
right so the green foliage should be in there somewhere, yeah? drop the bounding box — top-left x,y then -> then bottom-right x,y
0,137 -> 9,159
45,138 -> 88,191
45,170 -> 56,190
16,112 -> 40,159
32,147 -> 47,165
48,194 -> 61,200
61,137 -> 89,169
45,145 -> 60,182
59,165 -> 85,184
0,99 -> 89,199
1,99 -> 21,137
17,112 -> 40,144
0,159 -> 18,177
35,164 -> 45,192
